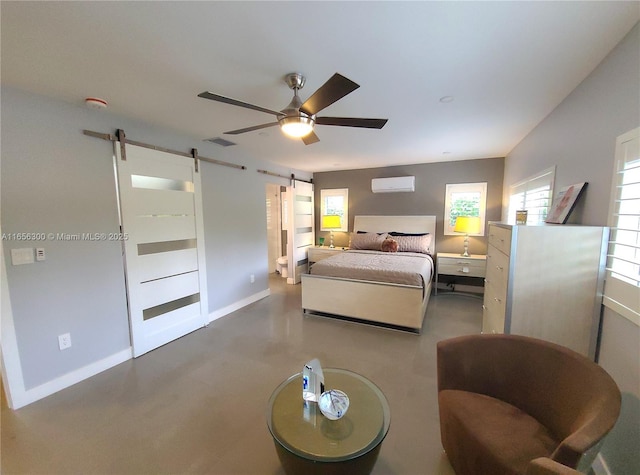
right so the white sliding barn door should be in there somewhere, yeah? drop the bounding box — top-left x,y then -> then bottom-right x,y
116,144 -> 208,357
287,180 -> 314,284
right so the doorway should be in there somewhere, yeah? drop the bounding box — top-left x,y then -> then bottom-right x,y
265,180 -> 314,286
265,183 -> 287,280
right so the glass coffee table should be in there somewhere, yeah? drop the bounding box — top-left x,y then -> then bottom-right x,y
267,368 -> 390,475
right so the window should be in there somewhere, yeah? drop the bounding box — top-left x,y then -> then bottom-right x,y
508,166 -> 555,224
604,128 -> 640,325
444,183 -> 487,235
320,188 -> 348,232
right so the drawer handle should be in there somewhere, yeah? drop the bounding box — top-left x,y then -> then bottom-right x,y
496,265 -> 503,270
484,278 -> 489,284
482,305 -> 487,310
494,297 -> 502,303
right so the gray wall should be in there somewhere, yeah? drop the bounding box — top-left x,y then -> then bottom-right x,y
503,23 -> 639,474
1,87 -> 309,393
1,90 -> 130,389
313,158 -> 504,255
503,24 -> 640,225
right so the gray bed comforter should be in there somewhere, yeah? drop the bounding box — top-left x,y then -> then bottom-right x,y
309,250 -> 433,287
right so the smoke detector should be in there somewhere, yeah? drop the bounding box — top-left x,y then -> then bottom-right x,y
85,97 -> 108,110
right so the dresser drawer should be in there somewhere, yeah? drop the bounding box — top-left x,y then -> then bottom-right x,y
488,225 -> 512,256
482,300 -> 505,334
482,282 -> 506,334
485,246 -> 510,291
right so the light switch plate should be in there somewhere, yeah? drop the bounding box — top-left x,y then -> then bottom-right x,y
11,248 -> 34,265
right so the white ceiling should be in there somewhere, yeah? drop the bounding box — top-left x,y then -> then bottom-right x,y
2,1 -> 638,173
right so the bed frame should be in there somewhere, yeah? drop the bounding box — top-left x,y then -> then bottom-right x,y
301,215 -> 436,333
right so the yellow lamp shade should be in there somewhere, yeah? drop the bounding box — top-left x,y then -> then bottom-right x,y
454,216 -> 481,234
322,215 -> 342,229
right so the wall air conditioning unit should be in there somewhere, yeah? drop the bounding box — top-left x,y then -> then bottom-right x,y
371,176 -> 415,193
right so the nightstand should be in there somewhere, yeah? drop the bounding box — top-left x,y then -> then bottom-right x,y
307,246 -> 346,271
435,252 -> 486,295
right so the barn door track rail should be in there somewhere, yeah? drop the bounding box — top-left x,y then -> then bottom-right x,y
83,129 -> 246,172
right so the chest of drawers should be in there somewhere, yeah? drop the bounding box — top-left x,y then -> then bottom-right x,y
482,222 -> 608,359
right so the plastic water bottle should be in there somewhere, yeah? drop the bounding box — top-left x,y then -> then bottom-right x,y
302,358 -> 324,402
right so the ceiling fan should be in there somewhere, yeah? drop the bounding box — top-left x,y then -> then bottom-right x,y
198,72 -> 388,145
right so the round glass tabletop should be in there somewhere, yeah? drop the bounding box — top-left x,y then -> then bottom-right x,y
267,368 -> 391,463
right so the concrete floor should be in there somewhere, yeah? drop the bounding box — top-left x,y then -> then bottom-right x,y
1,275 -> 483,474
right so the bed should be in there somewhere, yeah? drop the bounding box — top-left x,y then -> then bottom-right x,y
301,215 -> 436,332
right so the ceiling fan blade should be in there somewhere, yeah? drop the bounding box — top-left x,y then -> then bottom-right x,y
299,73 -> 360,116
224,122 -> 279,135
302,131 -> 320,145
198,92 -> 283,116
316,117 -> 388,129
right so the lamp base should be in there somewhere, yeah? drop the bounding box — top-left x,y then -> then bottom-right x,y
329,231 -> 335,248
461,234 -> 470,257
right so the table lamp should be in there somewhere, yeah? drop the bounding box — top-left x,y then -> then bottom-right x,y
322,215 -> 342,248
454,216 -> 481,257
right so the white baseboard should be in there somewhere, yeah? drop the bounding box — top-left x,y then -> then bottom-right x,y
592,453 -> 612,475
10,348 -> 132,410
208,288 -> 271,323
7,290 -> 272,409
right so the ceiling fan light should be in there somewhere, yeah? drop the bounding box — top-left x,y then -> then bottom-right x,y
280,116 -> 314,138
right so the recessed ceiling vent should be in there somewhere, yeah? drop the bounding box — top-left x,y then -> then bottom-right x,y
204,137 -> 237,147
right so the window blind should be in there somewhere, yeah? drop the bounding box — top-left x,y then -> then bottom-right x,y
604,128 -> 640,325
508,167 -> 555,224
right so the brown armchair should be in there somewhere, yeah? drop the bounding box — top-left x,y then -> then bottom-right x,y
437,334 -> 621,475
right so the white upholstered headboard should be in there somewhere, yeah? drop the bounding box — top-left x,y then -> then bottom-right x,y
353,215 -> 437,253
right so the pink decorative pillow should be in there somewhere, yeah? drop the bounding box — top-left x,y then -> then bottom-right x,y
381,238 -> 398,252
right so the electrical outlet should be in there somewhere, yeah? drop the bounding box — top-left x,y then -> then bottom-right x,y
58,333 -> 71,350
250,274 -> 255,284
